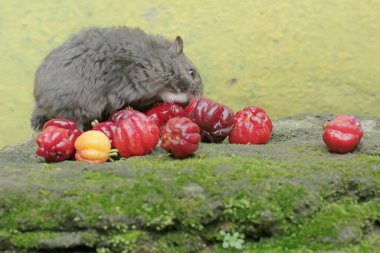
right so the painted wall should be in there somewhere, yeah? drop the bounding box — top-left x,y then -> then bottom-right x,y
1,0 -> 379,147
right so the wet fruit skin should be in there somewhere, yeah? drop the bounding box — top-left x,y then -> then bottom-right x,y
43,118 -> 83,144
161,117 -> 201,159
43,118 -> 77,131
145,103 -> 184,128
74,130 -> 111,163
109,108 -> 138,124
184,98 -> 234,143
330,115 -> 363,131
233,106 -> 273,132
229,105 -> 272,145
91,120 -> 117,147
36,126 -> 74,163
113,110 -> 160,158
229,120 -> 271,144
323,115 -> 364,154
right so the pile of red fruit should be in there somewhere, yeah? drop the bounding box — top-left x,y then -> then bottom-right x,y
35,97 -> 364,163
35,97 -> 274,163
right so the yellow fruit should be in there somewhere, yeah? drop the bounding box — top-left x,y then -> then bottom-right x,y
74,130 -> 111,163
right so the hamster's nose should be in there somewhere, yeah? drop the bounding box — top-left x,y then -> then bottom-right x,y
191,86 -> 203,98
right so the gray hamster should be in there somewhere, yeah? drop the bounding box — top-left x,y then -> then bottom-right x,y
31,27 -> 203,130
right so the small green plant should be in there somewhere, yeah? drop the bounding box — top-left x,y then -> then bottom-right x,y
96,248 -> 111,253
220,230 -> 245,250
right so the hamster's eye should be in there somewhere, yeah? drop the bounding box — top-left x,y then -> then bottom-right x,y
188,69 -> 196,79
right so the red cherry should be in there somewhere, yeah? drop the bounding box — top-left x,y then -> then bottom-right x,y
113,110 -> 160,158
184,98 -> 234,143
43,118 -> 83,146
323,115 -> 363,154
229,105 -> 272,145
229,119 -> 271,144
43,118 -> 78,132
184,99 -> 198,118
36,126 -> 74,163
109,108 -> 139,124
68,129 -> 83,146
145,103 -> 184,128
329,115 -> 363,137
233,106 -> 273,132
161,117 -> 201,159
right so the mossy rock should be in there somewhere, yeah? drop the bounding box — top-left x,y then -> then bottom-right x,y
0,114 -> 379,253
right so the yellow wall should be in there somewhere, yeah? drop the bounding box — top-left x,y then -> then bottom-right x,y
1,0 -> 379,147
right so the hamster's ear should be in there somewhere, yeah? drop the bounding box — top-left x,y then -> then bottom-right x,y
171,36 -> 183,55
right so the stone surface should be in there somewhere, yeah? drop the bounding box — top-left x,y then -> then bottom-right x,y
0,114 -> 379,252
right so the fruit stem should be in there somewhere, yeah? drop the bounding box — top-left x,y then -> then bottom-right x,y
108,149 -> 119,162
91,120 -> 99,127
109,149 -> 118,155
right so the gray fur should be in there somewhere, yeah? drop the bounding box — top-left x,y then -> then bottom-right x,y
31,27 -> 203,130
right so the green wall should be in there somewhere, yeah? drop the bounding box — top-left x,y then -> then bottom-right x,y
1,0 -> 379,147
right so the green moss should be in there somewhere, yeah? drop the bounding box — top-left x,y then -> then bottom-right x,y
155,232 -> 206,253
1,155 -> 379,227
8,231 -> 55,248
100,231 -> 142,253
0,141 -> 379,251
240,198 -> 380,252
0,230 -> 100,250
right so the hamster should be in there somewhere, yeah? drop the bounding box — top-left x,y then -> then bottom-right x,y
31,27 -> 203,130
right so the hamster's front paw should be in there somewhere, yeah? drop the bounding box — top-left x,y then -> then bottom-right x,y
160,91 -> 190,104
